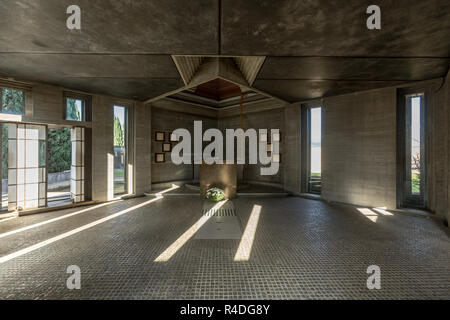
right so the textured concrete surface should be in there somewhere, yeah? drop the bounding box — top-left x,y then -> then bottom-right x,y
258,57 -> 450,81
322,88 -> 397,209
252,79 -> 406,102
91,95 -> 115,201
0,196 -> 448,299
0,0 -> 218,54
150,106 -> 217,184
221,0 -> 450,57
430,71 -> 450,223
283,104 -> 301,194
0,0 -> 448,101
134,102 -> 152,195
219,108 -> 285,185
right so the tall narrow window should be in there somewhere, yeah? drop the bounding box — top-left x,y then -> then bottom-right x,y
71,127 -> 85,203
410,96 -> 421,195
404,93 -> 425,207
0,123 -> 9,211
308,107 -> 322,194
113,106 -> 127,196
47,127 -> 72,206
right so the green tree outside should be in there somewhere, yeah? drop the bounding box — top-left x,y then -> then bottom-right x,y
47,128 -> 71,173
114,116 -> 125,147
1,88 -> 24,114
66,98 -> 81,121
1,124 -> 8,178
1,89 -> 24,178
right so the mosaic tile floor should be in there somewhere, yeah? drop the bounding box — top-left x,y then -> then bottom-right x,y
0,196 -> 448,299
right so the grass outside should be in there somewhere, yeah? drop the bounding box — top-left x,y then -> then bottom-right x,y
114,169 -> 125,194
114,170 -> 124,178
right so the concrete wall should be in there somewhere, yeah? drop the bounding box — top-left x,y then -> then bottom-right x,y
5,75 -> 449,226
219,108 -> 285,186
91,95 -> 114,201
150,103 -> 217,184
447,72 -> 450,224
429,72 -> 450,223
149,99 -> 286,186
321,88 -> 398,209
1,82 -> 153,202
134,102 -> 152,195
283,104 -> 301,193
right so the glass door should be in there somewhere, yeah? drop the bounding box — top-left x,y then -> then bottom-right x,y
404,93 -> 425,207
308,107 -> 322,194
113,106 -> 127,196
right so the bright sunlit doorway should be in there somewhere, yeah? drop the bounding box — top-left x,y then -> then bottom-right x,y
404,93 -> 426,208
398,90 -> 427,209
302,106 -> 322,194
113,105 -> 128,196
46,126 -> 72,207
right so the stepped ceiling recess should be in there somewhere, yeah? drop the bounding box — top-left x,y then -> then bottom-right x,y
0,0 -> 448,102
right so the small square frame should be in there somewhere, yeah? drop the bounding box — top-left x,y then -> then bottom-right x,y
155,131 -> 165,141
162,143 -> 172,152
155,153 -> 165,163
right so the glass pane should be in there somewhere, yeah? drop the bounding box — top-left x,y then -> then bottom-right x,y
309,107 -> 322,194
113,106 -> 127,195
8,169 -> 16,185
17,169 -> 25,185
411,96 -> 421,195
25,140 -> 39,168
25,183 -> 38,201
66,98 -> 84,121
17,124 -> 25,139
1,88 -> 24,115
1,123 -> 8,210
25,125 -> 40,140
8,140 -> 16,169
47,127 -> 71,205
17,139 -> 24,168
8,123 -> 16,139
25,200 -> 38,209
17,184 -> 24,203
75,141 -> 82,166
8,185 -> 16,203
39,140 -> 46,167
25,168 -> 39,184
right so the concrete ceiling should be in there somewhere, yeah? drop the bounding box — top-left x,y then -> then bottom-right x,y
0,0 -> 449,102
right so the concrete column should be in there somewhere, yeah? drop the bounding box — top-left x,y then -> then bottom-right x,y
283,104 -> 301,194
134,102 -> 151,194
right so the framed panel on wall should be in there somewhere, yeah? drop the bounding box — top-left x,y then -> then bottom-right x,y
162,143 -> 171,152
155,153 -> 165,163
155,131 -> 165,141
